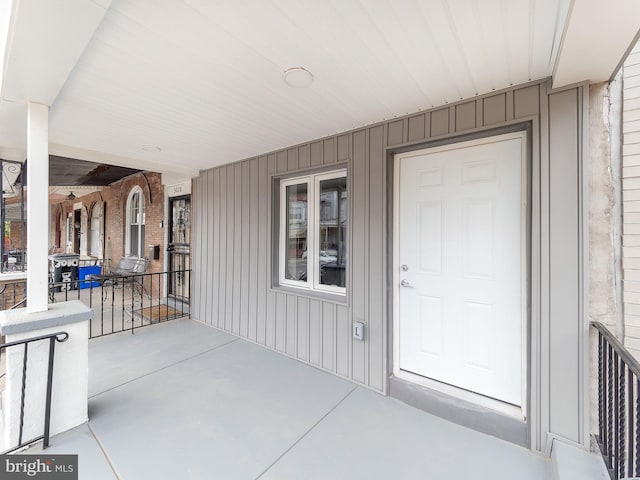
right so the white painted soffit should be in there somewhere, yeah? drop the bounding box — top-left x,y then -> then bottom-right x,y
1,0 -> 111,106
553,0 -> 640,88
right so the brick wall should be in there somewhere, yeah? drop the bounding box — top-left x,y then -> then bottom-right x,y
8,221 -> 26,250
0,278 -> 25,310
50,171 -> 166,285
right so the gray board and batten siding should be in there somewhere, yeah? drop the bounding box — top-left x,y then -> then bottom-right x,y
191,78 -> 587,454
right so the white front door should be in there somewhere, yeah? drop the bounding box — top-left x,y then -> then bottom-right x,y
397,133 -> 525,406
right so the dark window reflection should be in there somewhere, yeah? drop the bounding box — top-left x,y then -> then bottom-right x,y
285,183 -> 308,281
318,177 -> 347,288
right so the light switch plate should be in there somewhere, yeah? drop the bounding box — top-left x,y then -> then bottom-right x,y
353,321 -> 365,340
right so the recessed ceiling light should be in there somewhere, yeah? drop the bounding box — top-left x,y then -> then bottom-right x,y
283,67 -> 314,88
141,145 -> 162,152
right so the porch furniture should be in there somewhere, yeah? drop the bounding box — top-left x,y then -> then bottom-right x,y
86,256 -> 147,294
87,256 -> 147,285
87,257 -> 150,323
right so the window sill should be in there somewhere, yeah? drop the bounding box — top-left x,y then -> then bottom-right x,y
0,271 -> 27,281
270,284 -> 348,306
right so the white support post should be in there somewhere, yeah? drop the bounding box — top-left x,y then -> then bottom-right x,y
26,102 -> 49,313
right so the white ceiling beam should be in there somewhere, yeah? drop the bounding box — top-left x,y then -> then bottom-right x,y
553,0 -> 640,88
1,0 -> 111,106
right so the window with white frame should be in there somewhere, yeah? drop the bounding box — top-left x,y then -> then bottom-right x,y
279,169 -> 347,295
126,187 -> 145,258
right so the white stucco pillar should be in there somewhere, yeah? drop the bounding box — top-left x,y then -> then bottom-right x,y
26,102 -> 49,313
0,301 -> 91,450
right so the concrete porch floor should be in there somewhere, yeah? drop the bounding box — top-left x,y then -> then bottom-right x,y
32,319 -> 550,479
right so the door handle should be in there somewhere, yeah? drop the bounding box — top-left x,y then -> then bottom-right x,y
400,279 -> 414,288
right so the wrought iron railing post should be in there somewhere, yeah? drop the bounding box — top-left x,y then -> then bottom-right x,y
18,342 -> 29,446
43,335 -> 57,448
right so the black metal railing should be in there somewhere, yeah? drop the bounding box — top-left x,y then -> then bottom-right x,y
0,269 -> 190,338
0,331 -> 69,453
593,321 -> 640,479
48,269 -> 191,338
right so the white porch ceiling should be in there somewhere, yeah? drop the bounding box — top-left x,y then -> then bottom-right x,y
0,0 -> 638,176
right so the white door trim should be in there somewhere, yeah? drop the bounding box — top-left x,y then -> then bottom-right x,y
392,131 -> 528,418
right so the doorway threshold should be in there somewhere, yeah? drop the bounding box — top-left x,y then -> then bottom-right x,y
396,370 -> 523,419
390,373 -> 529,448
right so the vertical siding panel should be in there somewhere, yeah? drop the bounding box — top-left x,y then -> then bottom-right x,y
310,141 -> 323,167
475,98 -> 483,127
351,129 -> 368,384
297,297 -> 309,362
212,168 -> 220,327
431,108 -> 449,136
322,302 -> 336,371
225,165 -> 235,332
368,124 -> 385,391
298,144 -> 310,169
336,304 -> 350,377
218,167 -> 228,330
256,156 -> 268,344
248,158 -> 259,341
286,294 -> 297,356
277,150 -> 287,172
198,173 -> 208,322
424,111 -> 431,139
309,299 -> 322,366
275,292 -> 286,352
448,106 -> 456,133
506,90 -> 515,120
265,154 -> 277,348
232,163 -> 242,335
514,84 -> 540,119
202,171 -> 210,323
483,93 -> 507,126
240,161 -> 250,337
455,101 -> 476,131
387,119 -> 404,146
191,178 -> 201,320
338,134 -> 351,161
548,89 -> 580,443
206,169 -> 215,324
287,147 -> 298,171
274,152 -> 285,350
323,138 -> 336,164
408,114 -> 426,142
538,85 -> 551,450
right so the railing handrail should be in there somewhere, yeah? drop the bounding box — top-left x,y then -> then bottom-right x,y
592,321 -> 640,378
0,331 -> 69,350
0,330 -> 69,454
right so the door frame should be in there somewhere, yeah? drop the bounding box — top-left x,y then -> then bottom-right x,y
391,130 -> 529,419
167,194 -> 191,301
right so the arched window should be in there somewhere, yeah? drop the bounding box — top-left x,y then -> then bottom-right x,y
126,187 -> 145,258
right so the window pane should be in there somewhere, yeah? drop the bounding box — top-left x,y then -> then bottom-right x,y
318,176 -> 347,288
130,224 -> 139,257
285,183 -> 307,282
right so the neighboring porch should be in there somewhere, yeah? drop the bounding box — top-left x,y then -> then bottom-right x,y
31,319 -> 551,480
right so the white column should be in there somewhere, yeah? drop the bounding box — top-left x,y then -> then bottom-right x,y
26,102 -> 49,313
